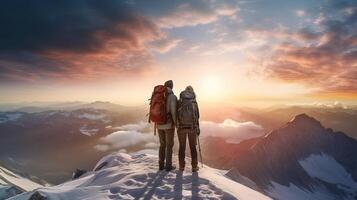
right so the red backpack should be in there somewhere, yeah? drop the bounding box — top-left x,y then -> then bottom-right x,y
149,85 -> 167,125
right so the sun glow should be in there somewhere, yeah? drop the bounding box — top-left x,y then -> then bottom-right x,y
197,75 -> 225,100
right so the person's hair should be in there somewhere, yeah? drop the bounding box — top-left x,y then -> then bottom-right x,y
185,85 -> 196,97
185,85 -> 194,92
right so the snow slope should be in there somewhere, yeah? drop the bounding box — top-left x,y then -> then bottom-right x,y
299,153 -> 357,188
266,153 -> 357,200
0,166 -> 43,199
0,166 -> 42,192
299,153 -> 357,199
10,152 -> 272,200
267,181 -> 335,200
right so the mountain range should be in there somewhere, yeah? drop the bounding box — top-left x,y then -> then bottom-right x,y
201,104 -> 357,139
0,104 -> 146,184
0,102 -> 356,199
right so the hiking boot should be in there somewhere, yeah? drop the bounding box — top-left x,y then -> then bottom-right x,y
165,166 -> 176,172
192,166 -> 199,172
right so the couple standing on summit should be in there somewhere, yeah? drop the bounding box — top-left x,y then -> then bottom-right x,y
149,80 -> 200,172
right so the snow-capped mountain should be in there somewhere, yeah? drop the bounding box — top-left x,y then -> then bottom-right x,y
9,152 -> 271,200
0,165 -> 43,200
0,113 -> 24,124
227,113 -> 357,200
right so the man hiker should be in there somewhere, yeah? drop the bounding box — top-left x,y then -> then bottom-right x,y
149,80 -> 177,171
177,86 -> 200,172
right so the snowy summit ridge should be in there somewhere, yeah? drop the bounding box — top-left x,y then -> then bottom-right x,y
10,152 -> 271,200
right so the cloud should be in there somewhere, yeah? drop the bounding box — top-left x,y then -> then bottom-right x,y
263,1 -> 357,95
200,119 -> 265,143
95,121 -> 157,151
0,1 -> 157,53
98,130 -> 156,150
312,101 -> 348,109
295,10 -> 305,17
113,121 -> 150,131
0,0 -> 173,82
185,44 -> 201,53
94,144 -> 111,152
294,28 -> 322,41
0,0 -> 242,83
96,118 -> 265,151
149,37 -> 182,53
157,2 -> 239,28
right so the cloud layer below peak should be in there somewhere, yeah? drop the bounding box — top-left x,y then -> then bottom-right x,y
201,119 -> 265,143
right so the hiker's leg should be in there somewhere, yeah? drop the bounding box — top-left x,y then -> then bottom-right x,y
188,130 -> 198,168
158,130 -> 166,169
177,129 -> 187,169
165,129 -> 175,168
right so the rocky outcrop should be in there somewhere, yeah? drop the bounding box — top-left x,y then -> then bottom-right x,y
71,169 -> 87,180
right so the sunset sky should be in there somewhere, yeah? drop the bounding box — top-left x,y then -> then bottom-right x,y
0,0 -> 356,106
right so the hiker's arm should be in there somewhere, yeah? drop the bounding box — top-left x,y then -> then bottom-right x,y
170,95 -> 177,125
195,101 -> 200,126
196,102 -> 201,135
195,101 -> 200,135
196,101 -> 200,120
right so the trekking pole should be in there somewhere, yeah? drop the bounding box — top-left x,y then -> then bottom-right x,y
197,135 -> 203,168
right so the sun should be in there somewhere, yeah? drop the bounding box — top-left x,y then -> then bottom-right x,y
198,76 -> 224,100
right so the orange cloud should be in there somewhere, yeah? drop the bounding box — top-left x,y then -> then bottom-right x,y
157,3 -> 239,28
264,7 -> 357,96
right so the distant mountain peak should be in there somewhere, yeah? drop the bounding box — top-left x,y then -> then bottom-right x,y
290,113 -> 315,122
288,113 -> 322,127
262,113 -> 324,140
91,101 -> 111,105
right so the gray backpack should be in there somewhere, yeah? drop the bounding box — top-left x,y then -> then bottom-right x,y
178,90 -> 198,128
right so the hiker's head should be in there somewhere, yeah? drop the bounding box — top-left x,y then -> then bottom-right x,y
164,80 -> 173,89
185,85 -> 196,97
185,85 -> 194,93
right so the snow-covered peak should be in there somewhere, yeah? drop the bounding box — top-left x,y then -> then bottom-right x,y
0,112 -> 24,123
0,165 -> 43,199
0,166 -> 42,192
10,152 -> 272,200
288,113 -> 322,127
